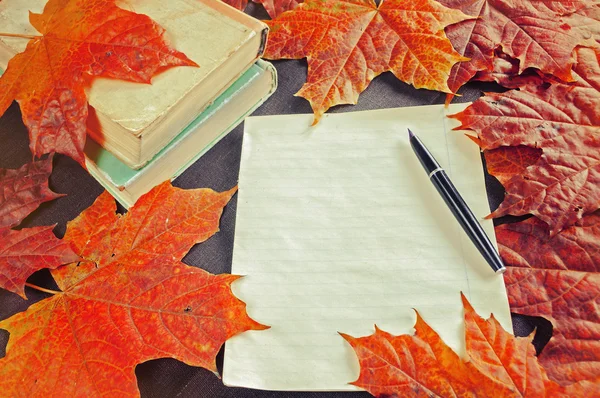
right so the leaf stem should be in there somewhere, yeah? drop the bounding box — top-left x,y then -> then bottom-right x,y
0,32 -> 39,40
25,283 -> 61,295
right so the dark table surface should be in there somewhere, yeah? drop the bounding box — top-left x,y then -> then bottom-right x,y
0,4 -> 552,397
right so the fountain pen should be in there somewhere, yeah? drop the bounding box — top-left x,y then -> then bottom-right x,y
408,128 -> 506,274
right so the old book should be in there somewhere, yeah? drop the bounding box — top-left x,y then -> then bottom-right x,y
86,60 -> 276,208
0,0 -> 268,169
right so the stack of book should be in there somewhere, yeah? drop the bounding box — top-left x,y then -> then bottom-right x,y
0,0 -> 277,207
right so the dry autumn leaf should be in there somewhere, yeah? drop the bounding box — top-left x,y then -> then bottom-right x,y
0,226 -> 79,299
484,145 -> 542,186
0,156 -> 61,229
450,47 -> 600,235
473,51 -> 522,85
222,0 -> 302,18
0,182 -> 267,397
0,157 -> 78,299
0,0 -> 197,166
472,50 -> 560,89
263,0 -> 472,123
498,214 -> 600,386
341,294 -> 571,397
437,0 -> 600,96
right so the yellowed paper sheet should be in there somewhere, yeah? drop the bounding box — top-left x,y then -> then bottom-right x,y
223,104 -> 512,391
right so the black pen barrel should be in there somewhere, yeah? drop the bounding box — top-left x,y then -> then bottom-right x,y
409,129 -> 505,274
430,171 -> 505,273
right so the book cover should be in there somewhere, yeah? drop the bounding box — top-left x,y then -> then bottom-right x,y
0,0 -> 268,168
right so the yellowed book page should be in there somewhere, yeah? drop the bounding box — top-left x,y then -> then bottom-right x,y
222,104 -> 512,391
0,0 -> 256,134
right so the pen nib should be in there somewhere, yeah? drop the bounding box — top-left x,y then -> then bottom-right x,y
408,128 -> 414,139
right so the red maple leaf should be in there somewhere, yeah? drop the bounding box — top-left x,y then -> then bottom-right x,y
0,157 -> 78,298
0,182 -> 267,396
222,0 -> 303,18
472,49 -> 565,89
450,47 -> 600,234
0,156 -> 61,229
0,0 -> 197,166
484,145 -> 542,186
340,294 -> 579,397
437,0 -> 600,95
0,226 -> 79,299
263,0 -> 472,123
498,213 -> 600,385
258,0 -> 303,17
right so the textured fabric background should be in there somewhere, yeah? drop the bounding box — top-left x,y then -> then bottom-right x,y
0,4 -> 551,396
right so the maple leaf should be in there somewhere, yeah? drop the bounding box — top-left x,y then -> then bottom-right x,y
0,156 -> 61,229
484,145 -> 542,186
472,49 -> 563,89
263,0 -> 472,123
450,47 -> 600,234
258,0 -> 303,17
0,182 -> 267,396
498,213 -> 600,385
0,157 -> 78,298
222,0 -> 303,18
0,226 -> 79,299
473,51 -> 522,85
0,0 -> 197,166
437,0 -> 600,96
341,294 -> 565,397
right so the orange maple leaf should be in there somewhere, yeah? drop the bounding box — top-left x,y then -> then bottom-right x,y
340,294 -> 589,397
263,0 -> 472,123
0,0 -> 197,166
0,182 -> 267,397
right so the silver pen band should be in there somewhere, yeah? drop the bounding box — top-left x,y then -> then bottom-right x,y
428,167 -> 444,178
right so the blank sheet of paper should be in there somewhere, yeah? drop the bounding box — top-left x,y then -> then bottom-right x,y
223,104 -> 512,391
